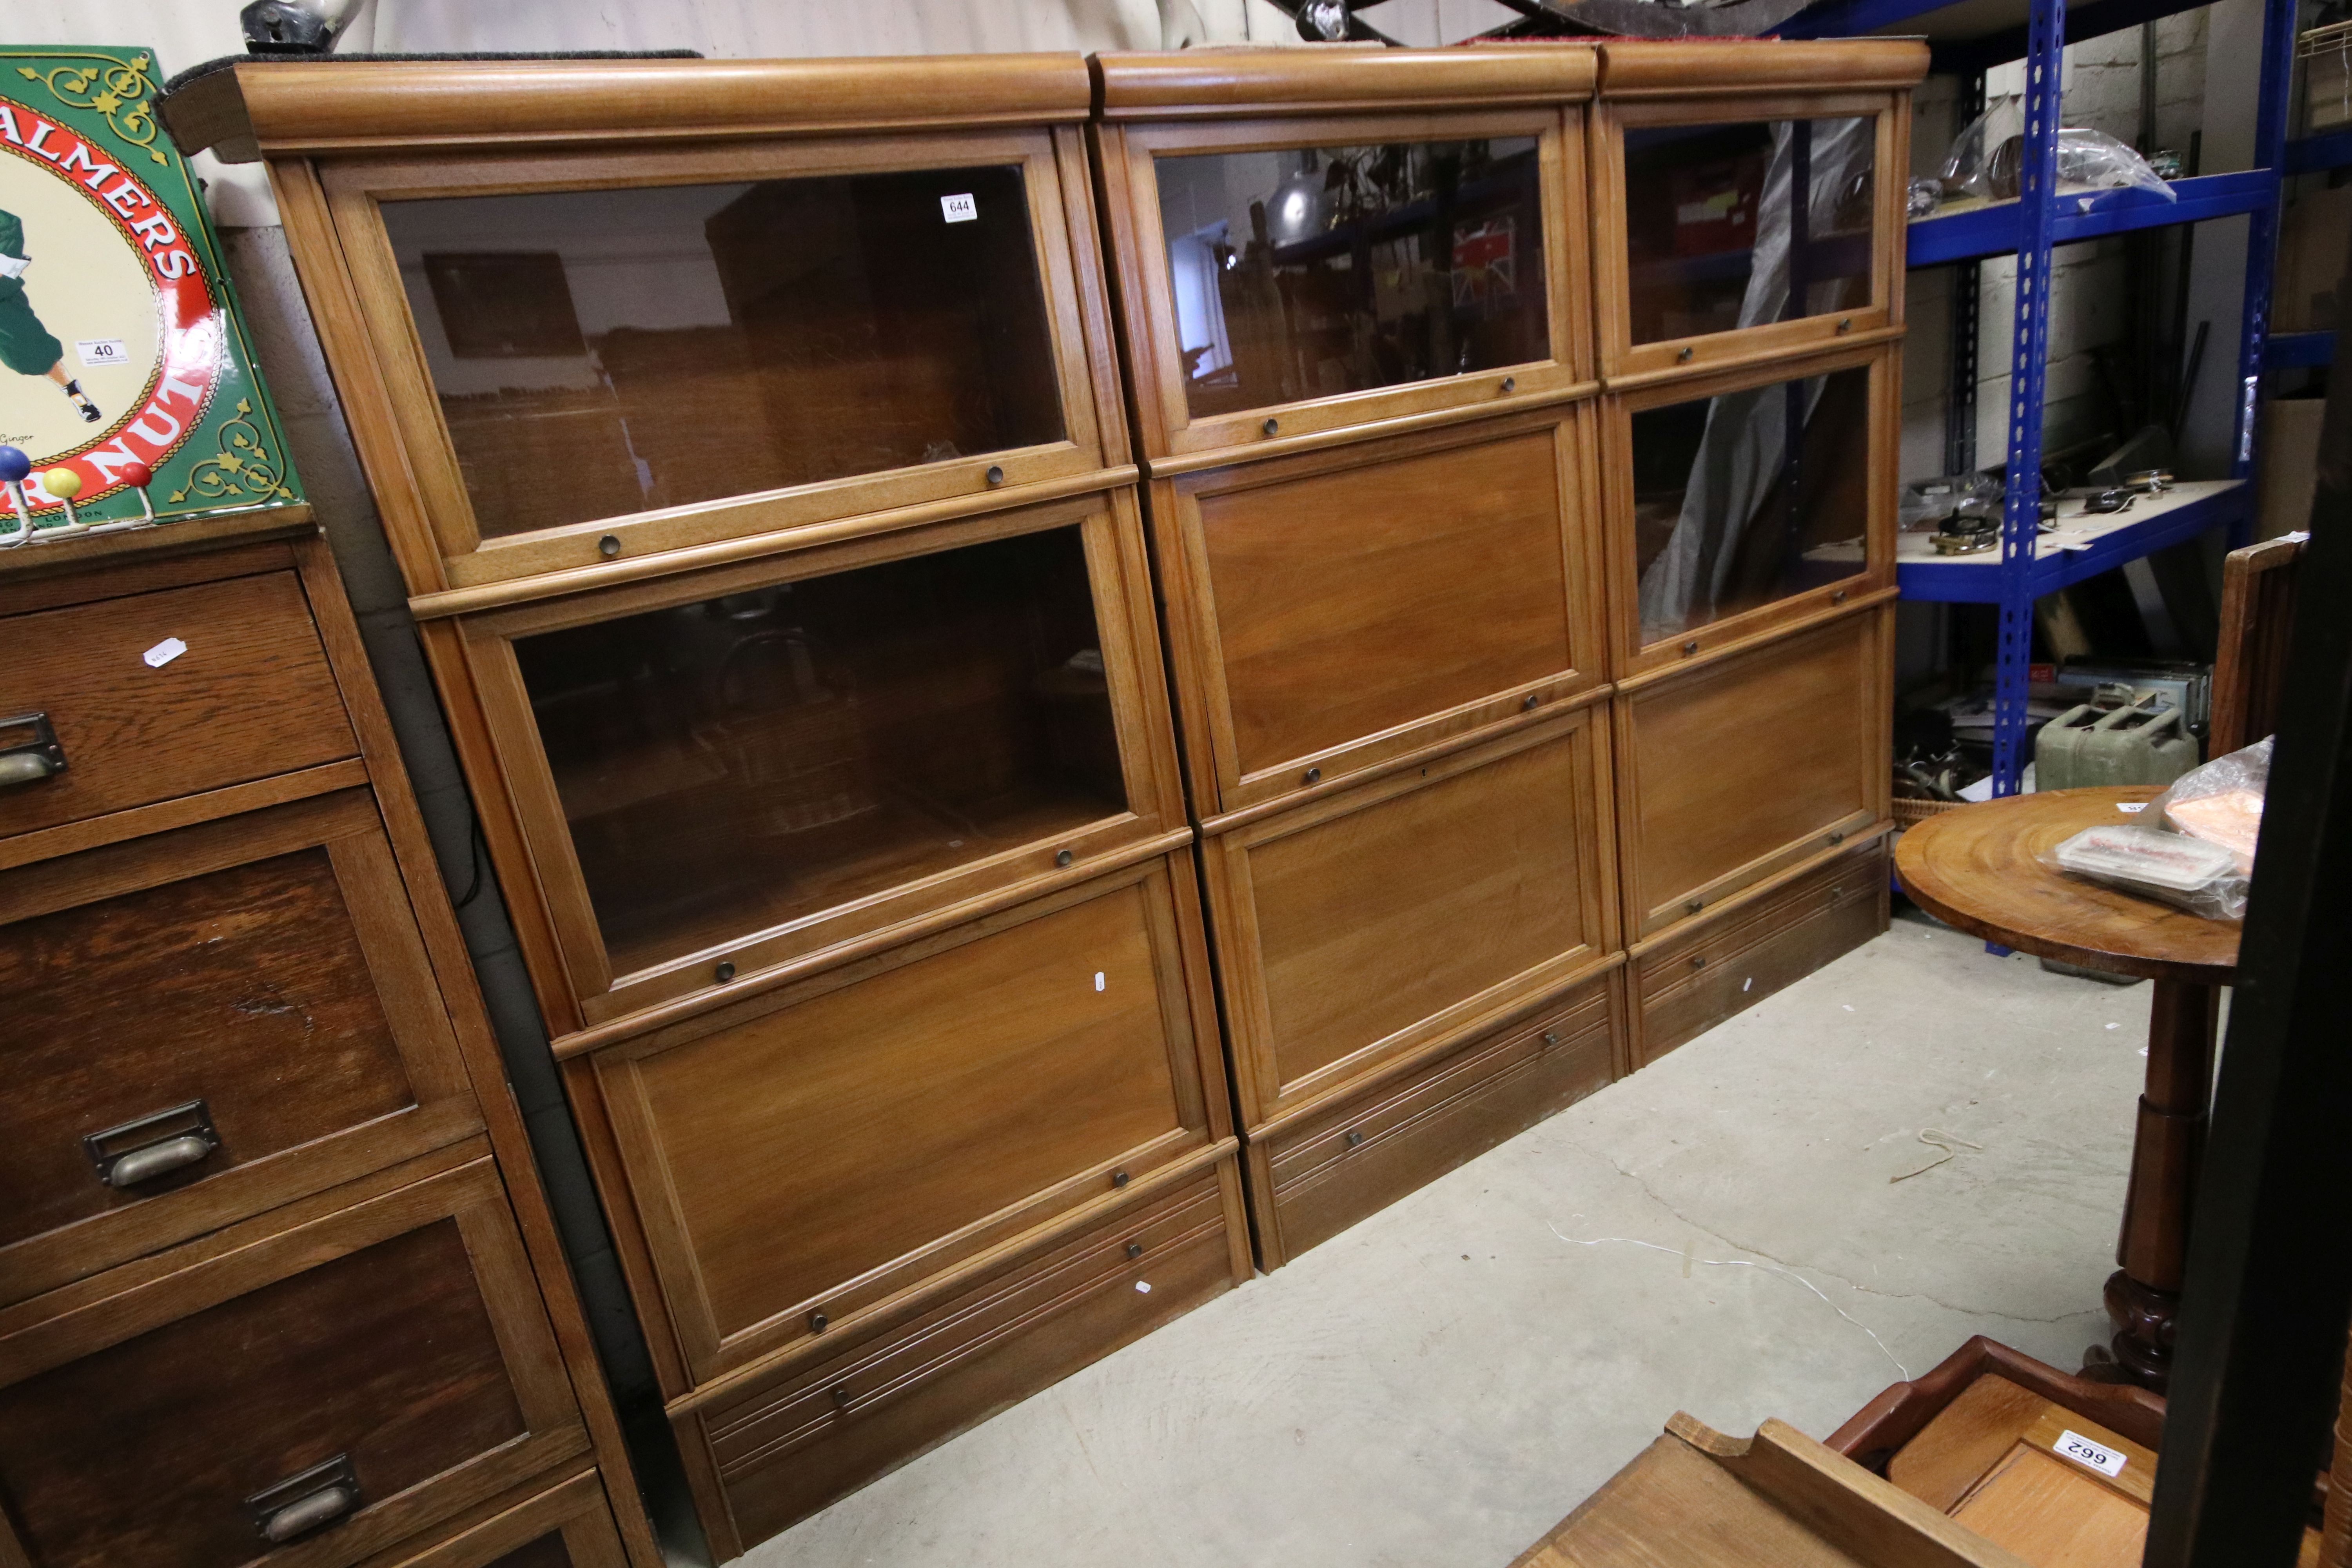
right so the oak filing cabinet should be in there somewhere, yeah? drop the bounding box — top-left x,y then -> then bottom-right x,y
0,516 -> 658,1568
1586,39 -> 1921,1067
1091,45 -> 1632,1270
163,55 -> 1250,1559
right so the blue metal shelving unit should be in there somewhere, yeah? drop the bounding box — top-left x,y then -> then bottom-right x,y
1780,0 -> 2305,793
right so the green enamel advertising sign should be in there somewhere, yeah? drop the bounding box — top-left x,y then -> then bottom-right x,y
0,45 -> 300,543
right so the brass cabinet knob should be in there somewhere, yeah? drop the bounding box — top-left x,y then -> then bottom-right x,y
1262,417 -> 1279,436
597,535 -> 621,558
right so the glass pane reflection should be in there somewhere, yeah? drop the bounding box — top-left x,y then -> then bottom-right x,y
383,167 -> 1065,539
1632,365 -> 1871,644
516,528 -> 1125,976
1623,118 -> 1874,345
1155,136 -> 1549,417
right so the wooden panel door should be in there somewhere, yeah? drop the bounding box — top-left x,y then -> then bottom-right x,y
1203,707 -> 1617,1128
0,1155 -> 585,1568
1615,604 -> 1891,939
347,1470 -> 629,1568
1156,405 -> 1605,816
0,789 -> 482,1307
588,850 -> 1227,1390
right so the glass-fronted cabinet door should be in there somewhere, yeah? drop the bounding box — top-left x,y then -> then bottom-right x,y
454,492 -> 1185,1031
1093,48 -> 1595,463
1590,41 -> 1927,382
321,125 -> 1123,593
1602,343 -> 1895,676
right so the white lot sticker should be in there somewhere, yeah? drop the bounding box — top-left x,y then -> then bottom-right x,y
76,338 -> 131,367
1094,971 -> 1105,992
1134,1281 -> 1151,1294
940,192 -> 978,223
2054,1429 -> 2127,1479
2118,802 -> 2148,813
143,636 -> 188,668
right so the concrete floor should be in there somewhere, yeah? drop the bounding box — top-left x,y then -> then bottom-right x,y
737,911 -> 2153,1566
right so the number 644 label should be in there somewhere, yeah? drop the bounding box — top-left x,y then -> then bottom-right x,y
2054,1429 -> 2128,1479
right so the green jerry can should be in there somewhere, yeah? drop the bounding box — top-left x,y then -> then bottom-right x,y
2036,695 -> 2200,790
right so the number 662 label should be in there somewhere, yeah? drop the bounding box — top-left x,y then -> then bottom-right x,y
2055,1429 -> 2128,1479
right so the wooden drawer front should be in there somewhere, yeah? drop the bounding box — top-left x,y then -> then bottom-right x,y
1168,410 -> 1601,812
693,1161 -> 1242,1553
1255,971 -> 1619,1268
1633,836 -> 1888,1068
0,791 -> 481,1307
349,1470 -> 628,1568
0,571 -> 355,841
0,1156 -> 586,1568
597,855 -> 1221,1386
1619,606 -> 1888,939
1208,711 -> 1616,1125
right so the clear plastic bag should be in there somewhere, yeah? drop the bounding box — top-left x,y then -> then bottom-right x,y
2035,738 -> 2271,921
2150,736 -> 2270,874
1940,100 -> 2178,205
1900,471 -> 2003,531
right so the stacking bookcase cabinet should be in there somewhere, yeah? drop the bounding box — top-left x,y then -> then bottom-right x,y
0,516 -> 659,1568
1586,39 -> 1920,1068
1091,46 -> 1630,1270
162,56 -> 1250,1561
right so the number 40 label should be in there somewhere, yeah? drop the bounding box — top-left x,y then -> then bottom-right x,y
940,193 -> 978,224
2055,1429 -> 2128,1479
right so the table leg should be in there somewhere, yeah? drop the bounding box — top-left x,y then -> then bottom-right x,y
2100,978 -> 2220,1391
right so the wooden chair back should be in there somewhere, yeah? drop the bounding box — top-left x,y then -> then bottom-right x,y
2209,534 -> 2306,755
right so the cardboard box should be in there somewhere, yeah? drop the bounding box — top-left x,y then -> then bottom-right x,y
2273,180 -> 2351,333
2255,396 -> 2327,540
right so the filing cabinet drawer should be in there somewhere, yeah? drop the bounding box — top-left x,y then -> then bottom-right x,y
0,790 -> 483,1307
1156,407 -> 1605,815
588,851 -> 1227,1389
1203,708 -> 1617,1127
1632,834 -> 1888,1068
348,1470 -> 628,1568
0,569 -> 355,842
1249,969 -> 1619,1268
683,1159 -> 1245,1556
0,1155 -> 586,1568
1615,604 -> 1889,939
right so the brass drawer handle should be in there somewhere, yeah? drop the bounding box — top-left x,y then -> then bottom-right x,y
247,1454 -> 359,1544
84,1100 -> 219,1189
0,711 -> 66,789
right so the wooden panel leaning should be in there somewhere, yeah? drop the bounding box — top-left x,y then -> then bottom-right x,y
0,518 -> 661,1565
1091,45 -> 1598,468
1588,39 -> 1927,388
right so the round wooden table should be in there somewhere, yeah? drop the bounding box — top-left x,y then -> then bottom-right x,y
1896,785 -> 2239,1392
